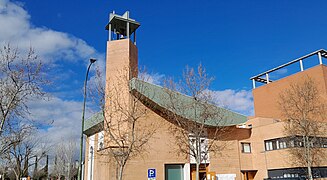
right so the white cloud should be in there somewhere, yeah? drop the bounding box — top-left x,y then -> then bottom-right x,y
0,0 -> 103,63
139,72 -> 253,115
28,97 -> 81,142
0,0 -> 254,165
27,96 -> 97,158
0,0 -> 103,142
207,89 -> 254,116
0,0 -> 104,160
139,72 -> 165,85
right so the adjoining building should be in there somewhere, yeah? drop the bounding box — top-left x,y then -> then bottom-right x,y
83,11 -> 327,180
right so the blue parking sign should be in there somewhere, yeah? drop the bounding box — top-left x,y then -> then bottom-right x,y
148,169 -> 156,178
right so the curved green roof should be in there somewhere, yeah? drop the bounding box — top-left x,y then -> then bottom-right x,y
84,78 -> 248,135
129,78 -> 247,127
83,111 -> 103,136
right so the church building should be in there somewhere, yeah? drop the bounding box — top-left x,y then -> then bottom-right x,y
83,11 -> 327,180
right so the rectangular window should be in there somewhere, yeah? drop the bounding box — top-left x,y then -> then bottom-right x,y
241,143 -> 251,153
289,140 -> 294,147
189,136 -> 209,163
165,164 -> 184,180
265,141 -> 273,151
319,137 -> 327,148
88,135 -> 95,180
298,141 -> 303,147
279,141 -> 287,149
268,168 -> 312,179
98,131 -> 104,150
266,136 -> 327,151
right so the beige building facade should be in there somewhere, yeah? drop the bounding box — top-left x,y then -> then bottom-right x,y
83,12 -> 327,180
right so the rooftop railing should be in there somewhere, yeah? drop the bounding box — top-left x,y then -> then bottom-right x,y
250,49 -> 327,89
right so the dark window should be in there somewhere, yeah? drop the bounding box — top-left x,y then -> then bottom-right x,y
268,167 -> 327,179
265,138 -> 290,151
264,136 -> 327,151
241,142 -> 251,153
265,139 -> 279,151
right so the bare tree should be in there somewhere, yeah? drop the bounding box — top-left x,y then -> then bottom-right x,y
0,123 -> 48,180
164,64 -> 229,180
0,44 -> 48,134
52,139 -> 77,180
32,154 -> 49,180
279,77 -> 327,180
0,156 -> 9,180
93,67 -> 157,180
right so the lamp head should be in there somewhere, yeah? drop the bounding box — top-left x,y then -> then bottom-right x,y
90,58 -> 97,64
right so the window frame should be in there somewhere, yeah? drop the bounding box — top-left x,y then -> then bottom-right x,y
241,142 -> 251,153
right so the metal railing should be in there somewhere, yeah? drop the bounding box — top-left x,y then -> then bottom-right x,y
250,49 -> 327,89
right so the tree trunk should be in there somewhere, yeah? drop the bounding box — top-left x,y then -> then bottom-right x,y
307,165 -> 313,180
305,136 -> 313,180
67,162 -> 71,180
117,164 -> 124,180
14,173 -> 19,180
195,137 -> 201,180
13,167 -> 19,180
0,118 -> 5,136
195,162 -> 200,180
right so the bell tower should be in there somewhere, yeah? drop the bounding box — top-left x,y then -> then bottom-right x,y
105,11 -> 140,97
105,11 -> 140,45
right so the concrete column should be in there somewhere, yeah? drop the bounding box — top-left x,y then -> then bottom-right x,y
299,59 -> 304,71
126,11 -> 130,39
127,22 -> 130,39
266,73 -> 270,84
108,24 -> 111,41
318,52 -> 323,64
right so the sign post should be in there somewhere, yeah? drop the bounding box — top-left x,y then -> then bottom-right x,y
148,168 -> 156,180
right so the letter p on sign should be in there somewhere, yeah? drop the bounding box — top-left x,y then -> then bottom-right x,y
148,168 -> 156,179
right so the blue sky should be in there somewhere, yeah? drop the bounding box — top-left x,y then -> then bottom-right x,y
1,0 -> 327,153
21,0 -> 327,90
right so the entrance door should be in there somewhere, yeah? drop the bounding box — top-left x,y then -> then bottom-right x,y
190,164 -> 209,180
242,171 -> 257,180
165,164 -> 184,180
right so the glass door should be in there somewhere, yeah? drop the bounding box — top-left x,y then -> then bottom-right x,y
165,164 -> 184,180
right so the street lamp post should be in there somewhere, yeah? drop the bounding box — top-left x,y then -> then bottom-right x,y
78,58 -> 96,180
